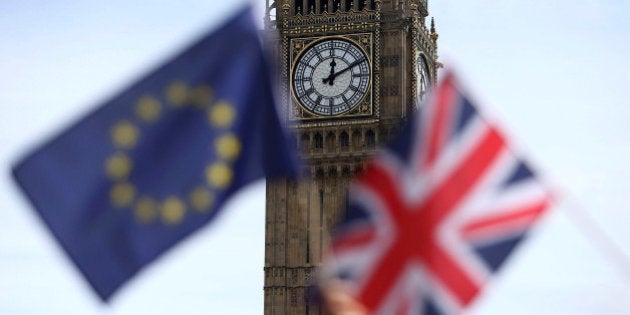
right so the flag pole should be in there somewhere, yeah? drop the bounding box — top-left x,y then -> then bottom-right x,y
558,191 -> 630,286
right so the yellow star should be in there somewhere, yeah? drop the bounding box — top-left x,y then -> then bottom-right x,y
189,186 -> 214,213
105,153 -> 133,180
190,85 -> 214,108
215,133 -> 242,161
111,120 -> 139,149
161,196 -> 186,225
135,197 -> 157,224
110,182 -> 136,208
208,100 -> 236,128
206,162 -> 233,189
167,80 -> 189,107
136,95 -> 162,122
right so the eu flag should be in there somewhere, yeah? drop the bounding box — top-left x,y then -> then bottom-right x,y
12,7 -> 297,301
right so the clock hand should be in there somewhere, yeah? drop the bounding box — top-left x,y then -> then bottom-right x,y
322,58 -> 366,84
323,59 -> 337,85
333,58 -> 366,77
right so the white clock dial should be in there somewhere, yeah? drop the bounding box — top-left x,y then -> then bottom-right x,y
292,38 -> 371,116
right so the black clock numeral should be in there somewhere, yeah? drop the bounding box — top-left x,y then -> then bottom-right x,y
304,87 -> 315,96
341,43 -> 351,59
299,61 -> 314,69
341,95 -> 349,105
352,73 -> 369,78
313,47 -> 323,61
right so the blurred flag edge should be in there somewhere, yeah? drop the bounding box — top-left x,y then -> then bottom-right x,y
12,5 -> 298,302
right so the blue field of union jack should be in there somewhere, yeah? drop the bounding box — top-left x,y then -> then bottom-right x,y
326,72 -> 553,315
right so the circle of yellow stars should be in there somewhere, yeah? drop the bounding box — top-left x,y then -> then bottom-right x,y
105,80 -> 241,226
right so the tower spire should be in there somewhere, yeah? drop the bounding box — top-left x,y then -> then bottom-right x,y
430,17 -> 439,43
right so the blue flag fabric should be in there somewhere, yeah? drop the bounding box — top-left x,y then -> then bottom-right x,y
12,7 -> 297,301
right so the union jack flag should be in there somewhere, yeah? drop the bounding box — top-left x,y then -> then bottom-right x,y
325,72 -> 553,314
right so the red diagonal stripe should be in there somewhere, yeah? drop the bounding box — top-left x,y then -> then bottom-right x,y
460,198 -> 550,240
424,76 -> 456,169
359,238 -> 410,311
420,126 -> 506,231
358,162 -> 406,220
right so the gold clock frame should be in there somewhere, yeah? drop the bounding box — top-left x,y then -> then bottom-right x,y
289,33 -> 374,120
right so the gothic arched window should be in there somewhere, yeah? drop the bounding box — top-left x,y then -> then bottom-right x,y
333,0 -> 341,12
320,0 -> 327,12
329,167 -> 338,178
300,133 -> 310,152
340,131 -> 349,151
342,166 -> 351,177
352,130 -> 362,149
366,129 -> 375,148
294,0 -> 303,14
314,133 -> 323,150
326,132 -> 336,153
316,168 -> 324,178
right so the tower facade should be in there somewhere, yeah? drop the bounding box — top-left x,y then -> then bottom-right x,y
263,1 -> 438,313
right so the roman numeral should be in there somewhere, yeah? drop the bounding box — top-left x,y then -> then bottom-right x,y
299,61 -> 314,69
342,95 -> 349,105
312,47 -> 323,61
299,88 -> 315,99
342,43 -> 350,59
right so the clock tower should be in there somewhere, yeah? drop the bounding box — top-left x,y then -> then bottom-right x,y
263,1 -> 438,314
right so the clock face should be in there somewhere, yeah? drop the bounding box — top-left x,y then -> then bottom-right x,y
416,54 -> 430,105
292,38 -> 371,116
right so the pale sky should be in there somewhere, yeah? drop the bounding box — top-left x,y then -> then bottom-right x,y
1,1 -> 629,314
